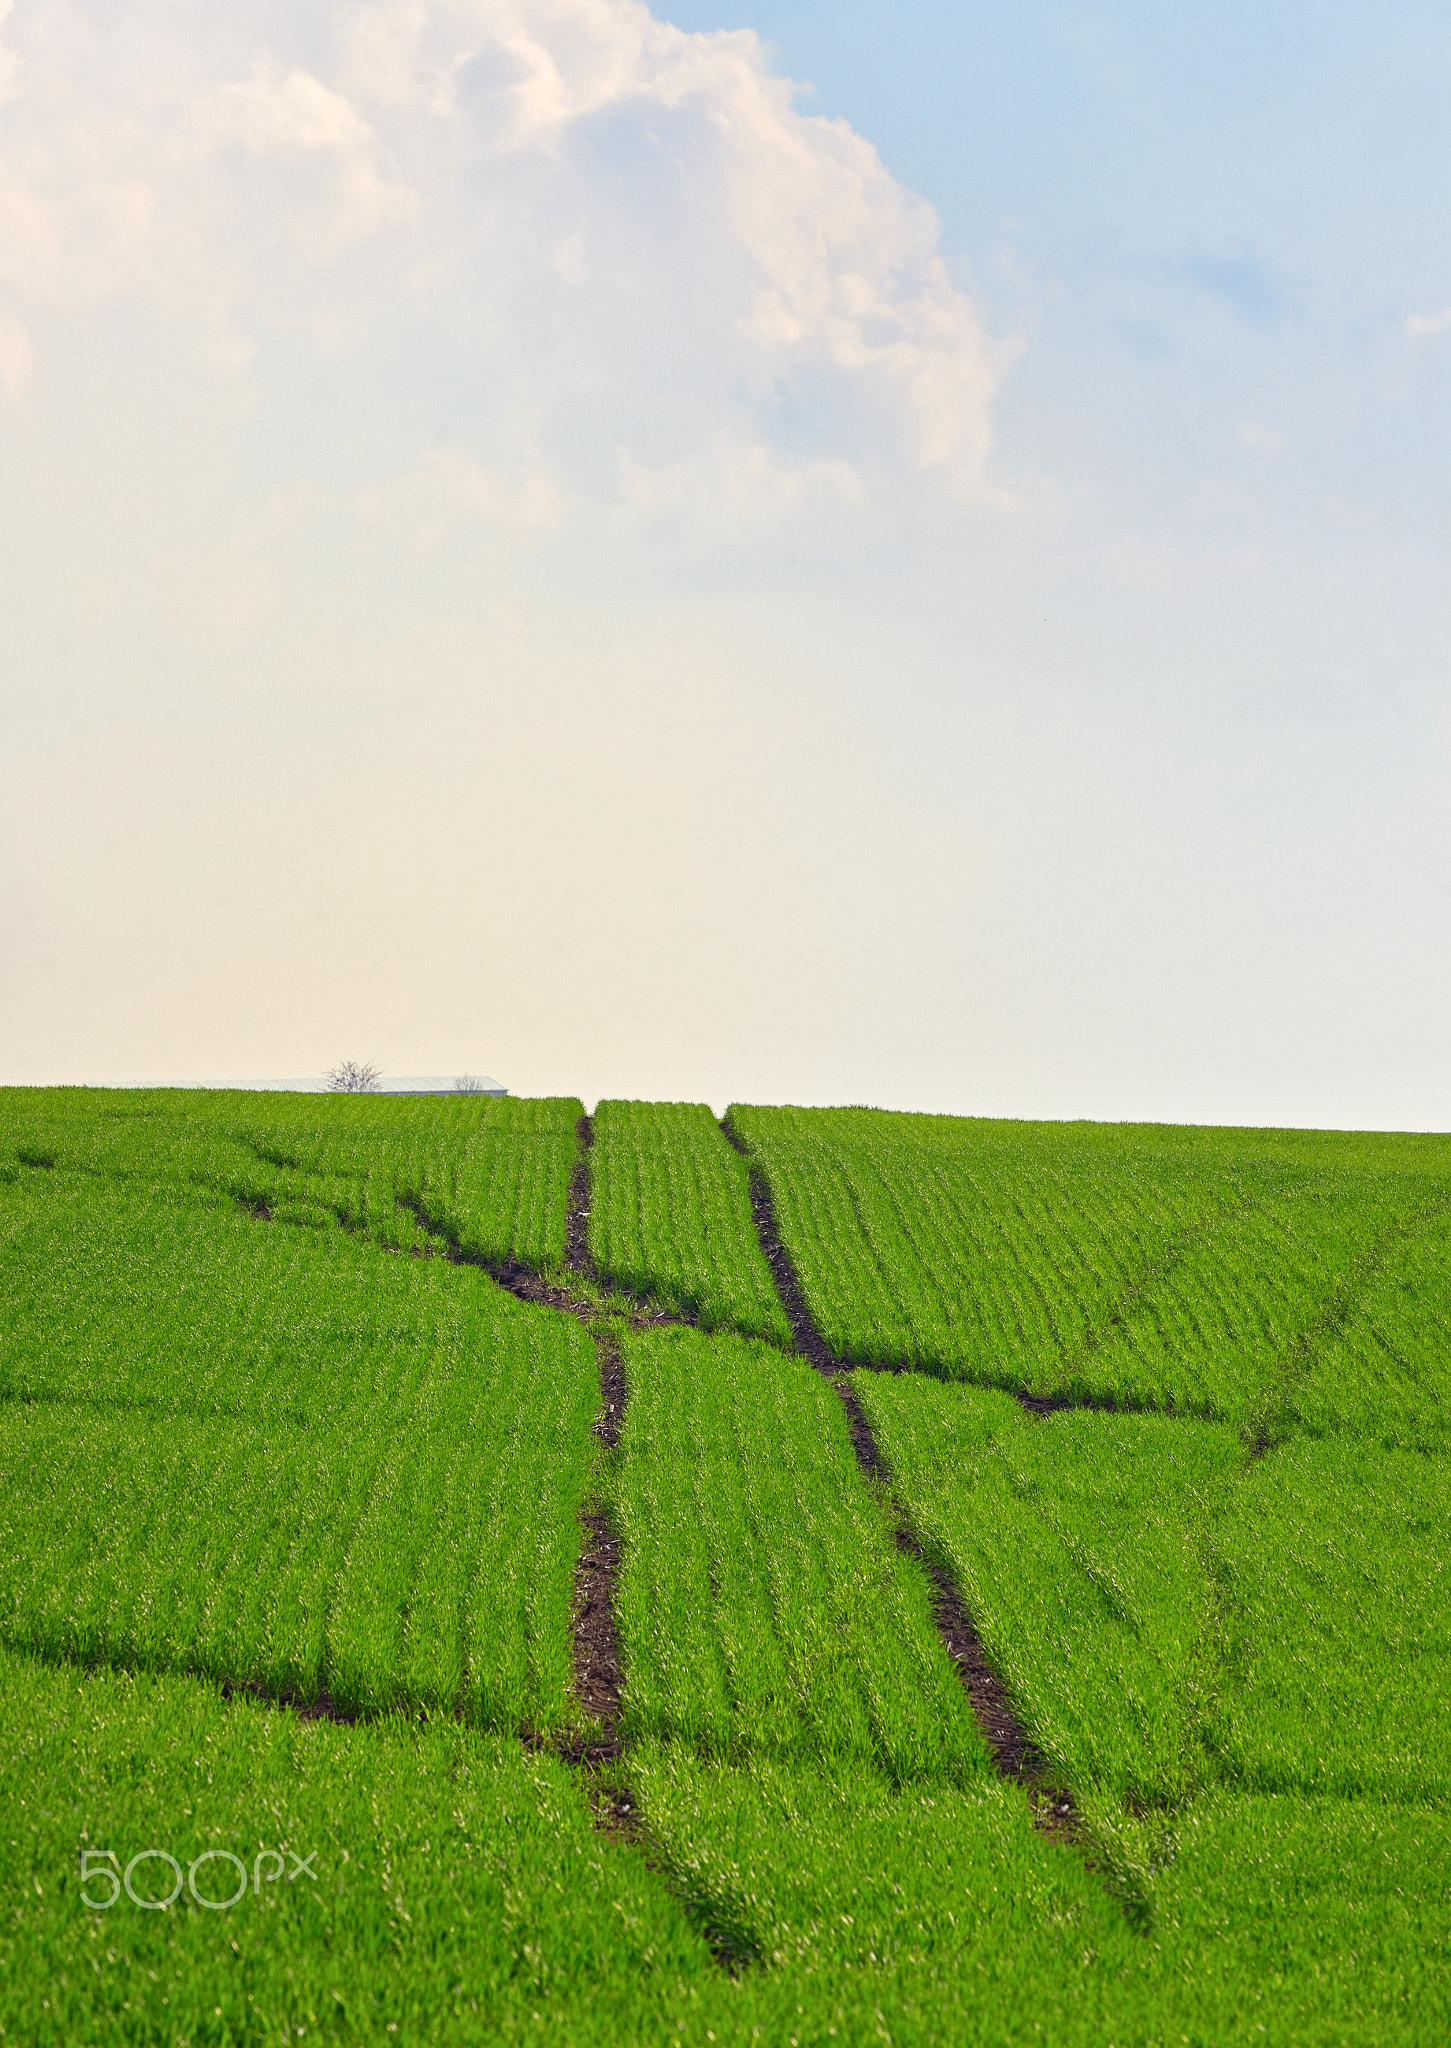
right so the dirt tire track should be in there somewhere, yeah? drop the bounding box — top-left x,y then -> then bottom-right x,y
394,1187 -> 693,1332
218,1677 -> 357,1726
720,1120 -> 1134,1423
567,1335 -> 628,1768
565,1112 -> 595,1277
831,1369 -> 888,1479
553,1152 -> 649,1863
721,1117 -> 838,1372
871,1414 -> 1080,1829
285,1124 -> 1082,1851
109,1108 -> 1105,1959
566,1330 -> 754,1969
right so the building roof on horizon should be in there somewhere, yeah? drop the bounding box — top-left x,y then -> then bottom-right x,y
188,1076 -> 508,1097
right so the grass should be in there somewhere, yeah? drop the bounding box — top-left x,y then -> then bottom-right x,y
625,1748 -> 1451,2044
6,1646 -> 1448,2045
856,1376 -> 1242,1805
1283,1202 -> 1451,1449
1098,1788 -> 1450,2044
624,1743 -> 1136,2031
1206,1434 -> 1451,1803
857,1373 -> 1451,1811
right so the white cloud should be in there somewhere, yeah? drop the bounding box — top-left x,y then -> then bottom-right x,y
1406,307 -> 1451,342
0,164 -> 55,293
208,64 -> 379,159
615,432 -> 868,539
197,60 -> 417,243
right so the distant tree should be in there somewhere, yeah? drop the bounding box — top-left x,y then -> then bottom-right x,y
326,1059 -> 381,1093
453,1074 -> 485,1095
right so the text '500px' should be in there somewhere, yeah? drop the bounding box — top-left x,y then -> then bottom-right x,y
79,1848 -> 319,1909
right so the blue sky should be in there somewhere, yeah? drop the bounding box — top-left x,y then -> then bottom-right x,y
1,0 -> 1448,1123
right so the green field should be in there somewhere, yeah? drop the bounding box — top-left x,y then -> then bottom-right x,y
1,1087 -> 1447,2044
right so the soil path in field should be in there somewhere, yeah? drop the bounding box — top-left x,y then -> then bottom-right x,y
568,1333 -> 627,1766
219,1677 -> 359,1726
722,1116 -> 1082,1842
565,1111 -> 595,1275
64,1117 -> 1102,1962
397,1180 -> 692,1334
721,1122 -> 835,1371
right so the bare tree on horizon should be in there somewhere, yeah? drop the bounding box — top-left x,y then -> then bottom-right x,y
326,1059 -> 381,1093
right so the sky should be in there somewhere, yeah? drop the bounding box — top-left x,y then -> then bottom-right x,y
1,0 -> 1448,1125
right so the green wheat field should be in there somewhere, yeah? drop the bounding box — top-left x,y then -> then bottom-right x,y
1,1088 -> 1447,2045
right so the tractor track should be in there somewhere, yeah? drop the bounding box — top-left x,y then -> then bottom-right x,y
564,1112 -> 595,1277
393,1181 -> 693,1334
564,1332 -> 628,1770
218,1676 -> 358,1726
492,1126 -> 649,1869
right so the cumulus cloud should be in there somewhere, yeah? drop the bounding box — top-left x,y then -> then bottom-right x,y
197,60 -> 416,244
0,163 -> 53,292
0,0 -> 1009,536
335,0 -> 1007,482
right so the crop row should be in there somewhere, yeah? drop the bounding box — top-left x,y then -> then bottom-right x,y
11,1098 -> 1441,1803
587,1101 -> 790,1342
4,1086 -> 1448,2044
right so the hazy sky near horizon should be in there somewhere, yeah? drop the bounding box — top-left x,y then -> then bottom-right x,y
2,0 -> 1449,1124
